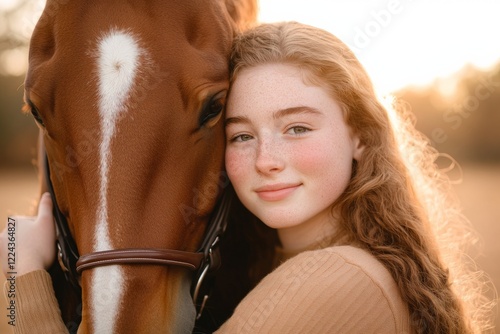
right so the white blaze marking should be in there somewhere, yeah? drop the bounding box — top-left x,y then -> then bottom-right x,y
92,29 -> 141,333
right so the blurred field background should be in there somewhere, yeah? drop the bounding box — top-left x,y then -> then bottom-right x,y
1,0 -> 499,333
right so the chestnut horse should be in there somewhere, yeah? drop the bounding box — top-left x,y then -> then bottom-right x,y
24,1 -> 256,333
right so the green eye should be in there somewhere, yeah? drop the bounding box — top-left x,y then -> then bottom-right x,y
230,134 -> 253,142
287,126 -> 310,135
293,127 -> 307,134
238,134 -> 252,141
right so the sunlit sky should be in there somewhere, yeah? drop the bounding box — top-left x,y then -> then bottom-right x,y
258,0 -> 500,94
1,0 -> 500,94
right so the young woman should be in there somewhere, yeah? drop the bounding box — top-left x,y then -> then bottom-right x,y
1,22 -> 493,333
214,22 -> 492,333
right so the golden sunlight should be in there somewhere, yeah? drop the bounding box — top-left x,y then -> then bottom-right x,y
1,0 -> 499,92
258,0 -> 500,94
0,3 -> 499,334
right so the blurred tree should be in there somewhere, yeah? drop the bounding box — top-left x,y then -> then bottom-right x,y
0,1 -> 42,168
0,74 -> 38,168
396,62 -> 500,163
0,0 -> 40,76
1,0 -> 499,166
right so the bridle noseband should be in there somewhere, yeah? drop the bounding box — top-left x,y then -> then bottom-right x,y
44,152 -> 232,318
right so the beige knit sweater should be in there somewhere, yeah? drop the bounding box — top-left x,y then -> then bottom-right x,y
4,246 -> 412,333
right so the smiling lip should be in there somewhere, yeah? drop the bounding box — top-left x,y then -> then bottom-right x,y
255,183 -> 301,201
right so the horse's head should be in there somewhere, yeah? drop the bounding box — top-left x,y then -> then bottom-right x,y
25,1 -> 255,332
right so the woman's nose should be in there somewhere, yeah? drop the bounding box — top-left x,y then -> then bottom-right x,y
255,137 -> 285,174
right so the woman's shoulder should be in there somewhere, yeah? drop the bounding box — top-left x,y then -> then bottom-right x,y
277,245 -> 393,283
292,245 -> 399,290
217,245 -> 413,334
277,245 -> 407,310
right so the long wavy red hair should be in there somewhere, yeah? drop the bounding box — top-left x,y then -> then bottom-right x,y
229,21 -> 495,333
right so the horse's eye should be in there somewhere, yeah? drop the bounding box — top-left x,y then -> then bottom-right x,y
199,91 -> 226,127
23,102 -> 45,127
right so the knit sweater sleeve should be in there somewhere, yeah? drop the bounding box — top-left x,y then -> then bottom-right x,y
216,245 -> 412,334
4,270 -> 68,334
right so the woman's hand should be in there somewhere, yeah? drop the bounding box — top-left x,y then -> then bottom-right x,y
0,192 -> 57,277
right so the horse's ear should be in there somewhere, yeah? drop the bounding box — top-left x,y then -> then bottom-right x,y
224,0 -> 258,32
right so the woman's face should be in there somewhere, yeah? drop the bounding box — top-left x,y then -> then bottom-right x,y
225,63 -> 362,247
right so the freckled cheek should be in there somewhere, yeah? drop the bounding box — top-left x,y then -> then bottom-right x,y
290,142 -> 330,172
225,149 -> 251,184
291,141 -> 352,188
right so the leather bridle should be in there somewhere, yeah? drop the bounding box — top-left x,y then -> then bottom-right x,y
44,152 -> 232,318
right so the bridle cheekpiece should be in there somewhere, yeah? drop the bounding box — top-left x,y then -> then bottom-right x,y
44,152 -> 232,318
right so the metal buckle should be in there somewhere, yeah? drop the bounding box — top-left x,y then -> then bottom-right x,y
57,242 -> 70,273
193,260 -> 210,319
193,235 -> 221,319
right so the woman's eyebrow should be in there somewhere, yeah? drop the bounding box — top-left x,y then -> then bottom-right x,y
273,106 -> 322,119
225,115 -> 250,127
225,106 -> 321,128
